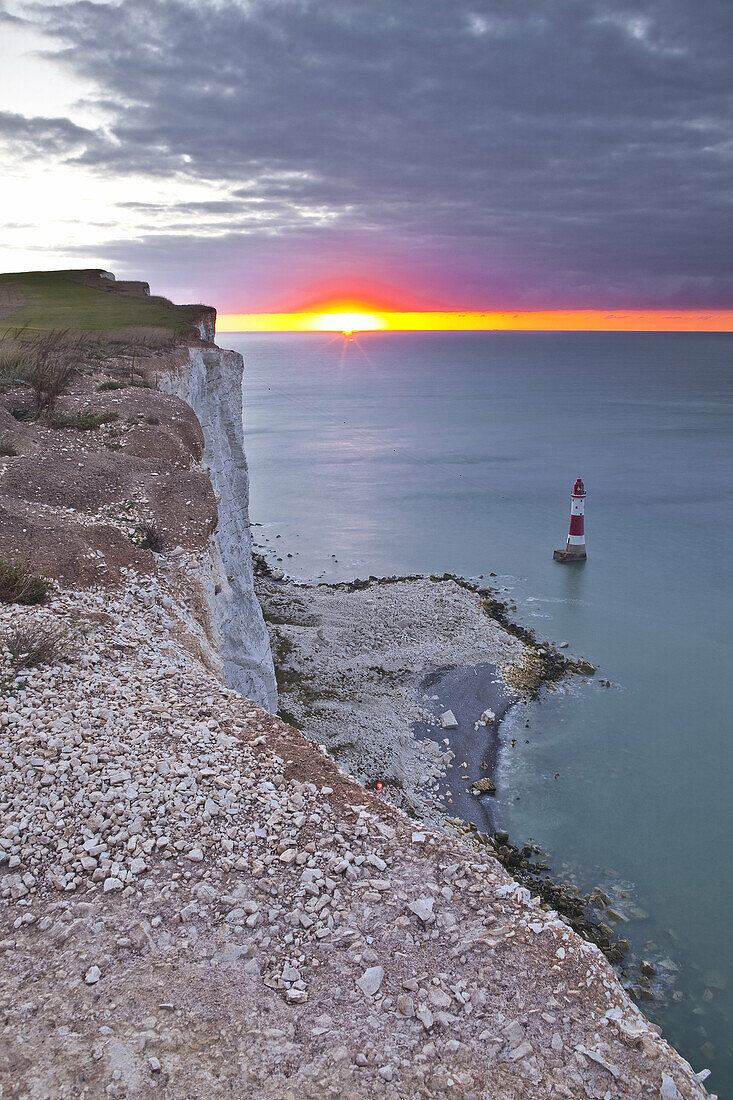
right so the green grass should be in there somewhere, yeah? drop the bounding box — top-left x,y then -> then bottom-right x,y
47,409 -> 119,431
96,379 -> 128,391
0,270 -> 207,336
97,375 -> 151,391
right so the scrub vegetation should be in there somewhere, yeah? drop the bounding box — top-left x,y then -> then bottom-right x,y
0,328 -> 85,414
0,556 -> 51,606
133,522 -> 166,553
2,619 -> 75,669
47,409 -> 119,431
0,432 -> 17,456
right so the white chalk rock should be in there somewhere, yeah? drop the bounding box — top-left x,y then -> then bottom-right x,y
408,897 -> 435,923
660,1074 -> 685,1100
429,989 -> 452,1009
439,710 -> 458,729
357,966 -> 384,997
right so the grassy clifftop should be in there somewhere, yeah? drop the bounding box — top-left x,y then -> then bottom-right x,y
0,269 -> 213,339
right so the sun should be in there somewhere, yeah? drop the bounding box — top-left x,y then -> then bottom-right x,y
304,310 -> 387,334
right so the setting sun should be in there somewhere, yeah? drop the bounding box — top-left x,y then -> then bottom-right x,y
304,311 -> 387,333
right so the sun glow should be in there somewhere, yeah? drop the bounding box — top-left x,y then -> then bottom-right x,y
217,305 -> 733,333
305,311 -> 387,333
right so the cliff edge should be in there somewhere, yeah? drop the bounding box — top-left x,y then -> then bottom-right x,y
0,269 -> 275,710
0,272 -> 711,1098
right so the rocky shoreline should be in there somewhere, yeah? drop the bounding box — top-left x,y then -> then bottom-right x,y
412,660 -> 519,832
254,560 -> 528,821
253,556 -> 672,1004
252,551 -> 596,800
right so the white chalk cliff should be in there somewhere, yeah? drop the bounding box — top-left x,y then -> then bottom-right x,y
159,343 -> 277,712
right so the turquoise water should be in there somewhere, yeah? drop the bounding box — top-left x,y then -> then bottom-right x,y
229,330 -> 733,1093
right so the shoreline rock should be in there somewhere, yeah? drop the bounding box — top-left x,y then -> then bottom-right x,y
255,568 -> 531,826
256,567 -> 654,999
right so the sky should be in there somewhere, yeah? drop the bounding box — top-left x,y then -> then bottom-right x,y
1,0 -> 732,317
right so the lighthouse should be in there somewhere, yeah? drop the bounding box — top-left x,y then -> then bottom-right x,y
554,478 -> 587,562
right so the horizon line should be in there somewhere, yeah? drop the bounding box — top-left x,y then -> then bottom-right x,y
216,308 -> 733,333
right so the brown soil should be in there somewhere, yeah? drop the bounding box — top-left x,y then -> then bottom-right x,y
0,358 -> 215,587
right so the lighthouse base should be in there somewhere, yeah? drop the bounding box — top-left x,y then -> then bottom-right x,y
554,547 -> 587,563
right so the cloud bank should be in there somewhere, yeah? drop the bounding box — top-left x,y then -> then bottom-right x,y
3,0 -> 733,310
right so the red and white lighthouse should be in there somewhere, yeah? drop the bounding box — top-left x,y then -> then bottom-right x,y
554,478 -> 587,562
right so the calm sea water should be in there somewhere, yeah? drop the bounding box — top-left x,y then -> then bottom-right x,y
228,330 -> 733,1093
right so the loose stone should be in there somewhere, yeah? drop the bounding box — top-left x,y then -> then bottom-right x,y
357,966 -> 384,997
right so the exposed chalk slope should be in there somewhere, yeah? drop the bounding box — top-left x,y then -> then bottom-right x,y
158,345 -> 276,711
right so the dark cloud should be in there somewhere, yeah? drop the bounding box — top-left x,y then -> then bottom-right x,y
0,4 -> 23,25
18,0 -> 733,307
0,109 -> 99,158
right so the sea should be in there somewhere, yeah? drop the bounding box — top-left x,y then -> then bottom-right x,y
226,329 -> 733,1093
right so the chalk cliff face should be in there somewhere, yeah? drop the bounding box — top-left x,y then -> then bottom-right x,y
159,344 -> 277,712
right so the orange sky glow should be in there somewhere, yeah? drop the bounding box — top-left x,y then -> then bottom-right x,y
217,305 -> 733,333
